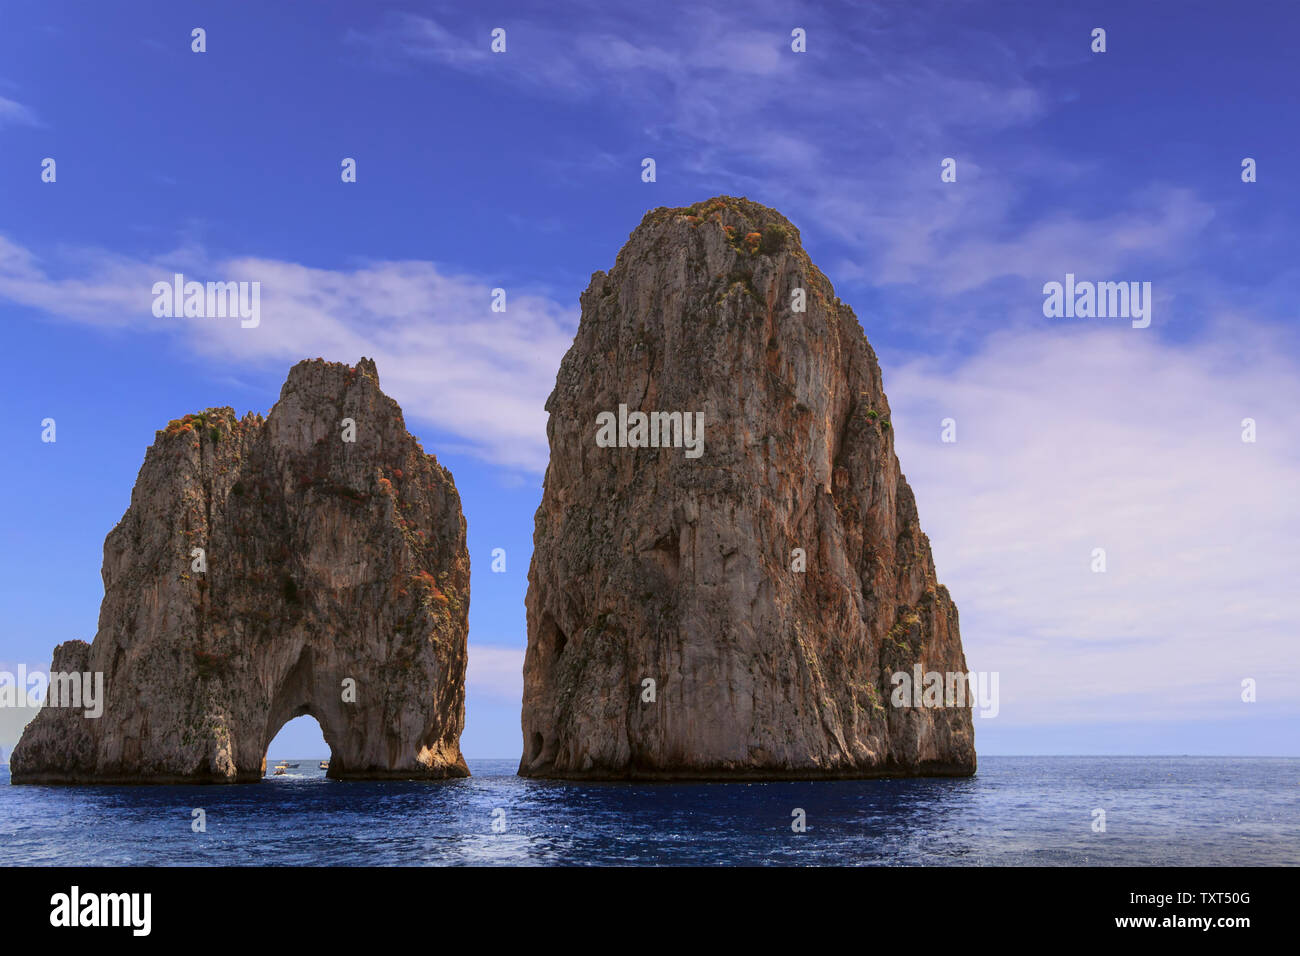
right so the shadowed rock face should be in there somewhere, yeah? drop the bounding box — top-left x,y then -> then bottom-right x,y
12,358 -> 470,783
520,197 -> 976,780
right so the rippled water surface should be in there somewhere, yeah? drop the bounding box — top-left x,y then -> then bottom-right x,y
3,757 -> 1297,865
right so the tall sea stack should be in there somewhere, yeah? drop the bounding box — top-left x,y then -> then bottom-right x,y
520,197 -> 976,779
12,358 -> 470,783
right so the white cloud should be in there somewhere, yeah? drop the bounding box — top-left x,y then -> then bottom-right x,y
0,237 -> 576,472
0,95 -> 38,128
467,643 -> 524,702
886,318 -> 1300,727
341,5 -> 1107,303
903,187 -> 1216,294
0,660 -> 44,750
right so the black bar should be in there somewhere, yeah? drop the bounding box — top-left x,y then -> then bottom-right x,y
2,865 -> 1283,942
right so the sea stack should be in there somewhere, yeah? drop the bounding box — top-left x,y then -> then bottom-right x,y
12,358 -> 470,783
520,197 -> 976,779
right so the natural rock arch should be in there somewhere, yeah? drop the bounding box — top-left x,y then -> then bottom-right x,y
260,653 -> 336,766
12,359 -> 470,784
255,648 -> 351,779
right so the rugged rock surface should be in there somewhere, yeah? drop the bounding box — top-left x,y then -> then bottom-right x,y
12,358 -> 470,783
520,197 -> 975,779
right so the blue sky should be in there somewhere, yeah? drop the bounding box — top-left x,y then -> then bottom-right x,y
1,1 -> 1297,759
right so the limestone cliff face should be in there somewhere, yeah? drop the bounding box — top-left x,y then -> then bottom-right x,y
12,358 -> 469,783
520,197 -> 975,779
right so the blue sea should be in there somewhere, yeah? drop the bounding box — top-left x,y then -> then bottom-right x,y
2,757 -> 1297,866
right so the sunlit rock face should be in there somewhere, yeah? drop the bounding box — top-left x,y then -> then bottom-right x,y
12,358 -> 470,783
520,197 -> 975,780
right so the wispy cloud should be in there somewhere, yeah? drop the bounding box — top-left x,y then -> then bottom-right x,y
887,318 -> 1300,726
0,95 -> 38,128
829,185 -> 1217,295
467,643 -> 524,702
0,236 -> 575,472
340,4 -> 1103,304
